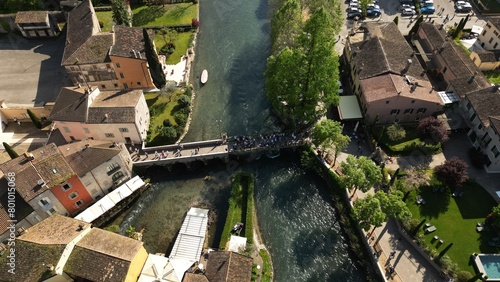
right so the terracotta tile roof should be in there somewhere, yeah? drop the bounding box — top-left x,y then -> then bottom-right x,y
466,86 -> 500,127
49,86 -> 90,122
489,116 -> 500,135
183,273 -> 210,282
0,240 -> 65,282
0,180 -> 34,234
18,214 -> 91,245
205,251 -> 252,282
475,50 -> 497,62
15,11 -> 48,24
87,90 -> 143,124
58,140 -> 121,177
0,144 -> 75,202
488,17 -> 500,31
61,0 -> 113,65
64,228 -> 143,282
110,25 -> 153,60
351,22 -> 426,80
361,73 -> 442,105
449,75 -> 491,99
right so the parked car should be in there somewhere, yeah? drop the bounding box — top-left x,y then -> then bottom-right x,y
350,0 -> 359,4
347,7 -> 362,13
420,0 -> 434,6
347,11 -> 363,19
456,4 -> 472,12
367,3 -> 380,9
338,81 -> 344,94
399,4 -> 416,11
421,6 -> 435,14
401,8 -> 416,15
455,0 -> 467,7
366,8 -> 382,17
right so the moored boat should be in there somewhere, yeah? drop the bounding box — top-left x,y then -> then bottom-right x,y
201,69 -> 208,84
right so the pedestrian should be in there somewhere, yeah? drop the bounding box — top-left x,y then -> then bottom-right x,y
145,151 -> 148,158
129,146 -> 133,153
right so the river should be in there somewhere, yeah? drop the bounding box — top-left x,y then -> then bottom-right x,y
118,0 -> 367,280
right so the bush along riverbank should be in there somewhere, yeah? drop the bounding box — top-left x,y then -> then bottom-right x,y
300,145 -> 384,282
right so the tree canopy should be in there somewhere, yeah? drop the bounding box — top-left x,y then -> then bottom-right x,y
434,157 -> 468,188
340,155 -> 382,195
266,8 -> 340,128
386,123 -> 406,141
1,0 -> 41,13
143,28 -> 167,89
111,0 -> 131,26
417,116 -> 449,143
352,194 -> 386,232
311,119 -> 350,165
270,0 -> 302,54
375,190 -> 411,221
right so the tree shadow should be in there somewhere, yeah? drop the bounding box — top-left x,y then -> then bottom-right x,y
292,228 -> 339,271
169,4 -> 195,21
133,6 -> 165,26
454,180 -> 497,220
416,185 -> 451,218
271,174 -> 309,219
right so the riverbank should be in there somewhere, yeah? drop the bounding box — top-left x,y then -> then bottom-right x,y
253,208 -> 273,282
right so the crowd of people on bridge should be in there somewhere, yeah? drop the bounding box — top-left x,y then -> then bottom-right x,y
230,132 -> 308,152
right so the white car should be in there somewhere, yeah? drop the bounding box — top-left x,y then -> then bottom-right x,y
399,4 -> 415,11
349,2 -> 360,9
401,8 -> 416,15
367,3 -> 380,9
455,0 -> 467,6
350,0 -> 359,4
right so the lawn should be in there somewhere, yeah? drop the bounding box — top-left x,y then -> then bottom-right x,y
259,249 -> 273,282
95,11 -> 114,32
154,30 -> 194,65
372,124 -> 441,155
145,91 -> 182,145
407,180 -> 498,274
132,3 -> 198,27
484,70 -> 500,85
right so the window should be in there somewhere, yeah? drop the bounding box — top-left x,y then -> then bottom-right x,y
112,171 -> 125,182
487,23 -> 492,29
495,30 -> 499,36
105,133 -> 115,138
411,100 -> 415,104
478,123 -> 483,130
74,200 -> 84,208
466,102 -> 472,110
394,118 -> 400,123
483,134 -> 492,147
417,108 -> 427,113
385,101 -> 390,104
61,183 -> 72,191
101,84 -> 106,89
114,83 -> 119,88
116,63 -> 121,68
443,67 -> 447,73
137,82 -> 142,85
47,208 -> 56,215
68,192 -> 78,200
489,37 -> 494,44
120,73 -> 125,78
119,128 -> 129,133
390,109 -> 400,115
39,198 -> 49,206
470,113 -> 477,122
492,146 -> 500,158
124,83 -> 129,89
106,64 -> 111,69
107,163 -> 121,174
83,128 -> 90,134
63,127 -> 70,133
482,30 -> 487,36
495,43 -> 499,49
404,109 -> 414,114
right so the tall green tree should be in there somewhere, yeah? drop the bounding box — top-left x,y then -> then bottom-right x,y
340,155 -> 382,196
408,15 -> 424,36
393,16 -> 399,26
111,0 -> 131,26
352,194 -> 386,235
266,8 -> 340,128
375,190 -> 412,221
2,142 -> 19,159
270,0 -> 302,54
143,28 -> 166,89
3,0 -> 41,13
26,109 -> 42,129
311,119 -> 350,165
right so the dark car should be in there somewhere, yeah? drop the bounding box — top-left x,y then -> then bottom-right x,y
366,8 -> 382,17
420,6 -> 435,14
347,12 -> 363,19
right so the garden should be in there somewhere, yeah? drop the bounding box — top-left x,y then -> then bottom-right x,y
132,3 -> 198,27
144,86 -> 192,146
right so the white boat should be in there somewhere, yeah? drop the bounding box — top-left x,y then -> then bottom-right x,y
201,69 -> 208,84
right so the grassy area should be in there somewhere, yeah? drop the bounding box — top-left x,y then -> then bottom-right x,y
372,124 -> 441,155
219,173 -> 255,249
154,31 -> 194,65
132,3 -> 198,27
259,249 -> 273,282
407,179 -> 498,275
95,11 -> 114,32
484,70 -> 500,85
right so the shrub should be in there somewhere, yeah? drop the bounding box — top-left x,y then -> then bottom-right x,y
191,18 -> 200,28
160,126 -> 177,139
177,95 -> 190,108
174,112 -> 187,126
244,174 -> 254,245
456,271 -> 473,282
27,109 -> 42,129
163,119 -> 172,127
417,116 -> 449,143
386,123 -> 406,141
434,157 -> 468,188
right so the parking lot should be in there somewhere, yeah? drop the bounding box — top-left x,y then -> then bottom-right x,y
0,31 -> 69,107
336,0 -> 487,54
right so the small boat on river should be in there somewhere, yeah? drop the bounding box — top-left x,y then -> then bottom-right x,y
201,69 -> 208,84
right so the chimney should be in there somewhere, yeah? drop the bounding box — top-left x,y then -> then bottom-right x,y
77,224 -> 84,231
24,152 -> 34,160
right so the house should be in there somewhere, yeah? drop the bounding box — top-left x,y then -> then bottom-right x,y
49,86 -> 150,144
478,18 -> 500,50
413,23 -> 491,99
15,11 -> 59,38
204,251 -> 253,282
461,86 -> 500,172
58,140 -> 133,199
61,0 -> 156,90
344,22 -> 443,124
64,228 -> 148,282
0,214 -> 148,282
470,50 -> 500,71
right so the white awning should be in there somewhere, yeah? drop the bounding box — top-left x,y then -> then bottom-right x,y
228,235 -> 247,253
338,96 -> 363,120
471,25 -> 483,34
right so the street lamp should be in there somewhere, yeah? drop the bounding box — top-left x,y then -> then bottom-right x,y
215,120 -> 222,139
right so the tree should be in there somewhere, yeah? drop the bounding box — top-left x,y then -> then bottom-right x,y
265,8 -> 340,128
160,126 -> 177,139
490,205 -> 500,230
417,116 -> 449,143
401,165 -> 430,200
434,157 -> 468,188
159,28 -> 177,47
340,155 -> 382,196
375,190 -> 412,221
111,0 -> 131,26
352,194 -> 386,235
408,15 -> 424,36
386,123 -> 406,141
3,0 -> 41,13
191,18 -> 200,28
177,95 -> 190,108
2,142 -> 19,159
270,0 -> 302,54
26,109 -> 42,129
311,119 -> 350,165
393,16 -> 399,26
143,28 -> 166,89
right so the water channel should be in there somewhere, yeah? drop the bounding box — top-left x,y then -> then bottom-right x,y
117,0 -> 367,280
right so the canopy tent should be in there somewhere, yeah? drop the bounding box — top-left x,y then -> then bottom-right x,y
228,235 -> 247,253
337,96 -> 363,120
